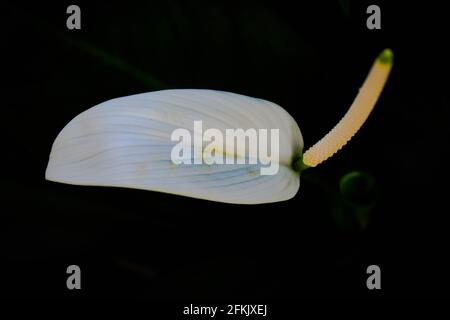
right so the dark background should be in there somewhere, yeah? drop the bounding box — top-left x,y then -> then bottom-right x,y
2,0 -> 450,303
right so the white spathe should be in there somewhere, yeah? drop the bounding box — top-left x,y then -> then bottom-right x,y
46,89 -> 303,204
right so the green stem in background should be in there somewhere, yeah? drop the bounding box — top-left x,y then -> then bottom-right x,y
62,34 -> 169,89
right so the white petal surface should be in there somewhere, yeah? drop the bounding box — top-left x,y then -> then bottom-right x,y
46,89 -> 303,204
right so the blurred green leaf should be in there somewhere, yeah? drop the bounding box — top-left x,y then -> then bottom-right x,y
332,171 -> 377,231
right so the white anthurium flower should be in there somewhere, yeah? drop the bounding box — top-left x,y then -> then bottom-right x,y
46,49 -> 393,204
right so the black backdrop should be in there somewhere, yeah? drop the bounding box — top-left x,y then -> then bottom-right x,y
3,0 -> 450,303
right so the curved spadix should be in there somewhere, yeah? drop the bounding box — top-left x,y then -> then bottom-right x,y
46,49 -> 393,204
301,48 -> 393,167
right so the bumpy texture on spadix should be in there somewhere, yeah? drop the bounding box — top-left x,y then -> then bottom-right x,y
302,49 -> 393,167
46,50 -> 393,204
46,90 -> 303,204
